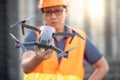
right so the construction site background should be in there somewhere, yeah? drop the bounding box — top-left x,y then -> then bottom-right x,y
0,0 -> 120,80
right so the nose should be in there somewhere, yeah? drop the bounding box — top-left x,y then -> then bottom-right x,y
51,13 -> 57,18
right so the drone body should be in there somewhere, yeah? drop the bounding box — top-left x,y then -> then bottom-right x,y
10,16 -> 84,58
38,26 -> 55,45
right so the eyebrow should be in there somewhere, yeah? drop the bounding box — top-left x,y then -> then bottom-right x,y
41,6 -> 66,12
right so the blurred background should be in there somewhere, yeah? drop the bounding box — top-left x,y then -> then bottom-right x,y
0,0 -> 120,80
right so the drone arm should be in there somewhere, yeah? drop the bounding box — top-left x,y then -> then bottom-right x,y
22,24 -> 41,33
22,24 -> 25,35
49,45 -> 62,53
73,30 -> 84,40
49,45 -> 68,58
23,42 -> 37,46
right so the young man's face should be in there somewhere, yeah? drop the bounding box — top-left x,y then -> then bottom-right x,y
41,6 -> 68,29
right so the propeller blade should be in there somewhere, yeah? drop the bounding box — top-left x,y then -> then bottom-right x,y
53,32 -> 74,37
65,46 -> 77,53
10,33 -> 27,52
10,33 -> 19,42
49,45 -> 68,58
57,51 -> 68,58
22,24 -> 41,32
10,20 -> 24,28
10,15 -> 35,28
17,43 -> 27,52
25,15 -> 35,21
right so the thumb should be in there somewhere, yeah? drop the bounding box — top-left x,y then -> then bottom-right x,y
50,38 -> 55,46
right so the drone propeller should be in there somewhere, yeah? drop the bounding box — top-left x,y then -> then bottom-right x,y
57,51 -> 68,58
58,46 -> 77,58
10,15 -> 35,35
10,33 -> 27,52
65,46 -> 77,53
49,45 -> 68,58
10,15 -> 35,28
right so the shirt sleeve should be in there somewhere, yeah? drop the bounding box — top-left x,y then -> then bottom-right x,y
24,31 -> 36,50
84,36 -> 103,65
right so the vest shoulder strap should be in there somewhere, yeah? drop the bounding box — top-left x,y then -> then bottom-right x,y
68,26 -> 86,39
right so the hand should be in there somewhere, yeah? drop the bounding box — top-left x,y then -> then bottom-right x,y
34,38 -> 54,60
34,46 -> 53,60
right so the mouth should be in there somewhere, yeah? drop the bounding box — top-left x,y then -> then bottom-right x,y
51,21 -> 58,25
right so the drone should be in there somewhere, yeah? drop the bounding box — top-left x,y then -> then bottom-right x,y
10,15 -> 84,58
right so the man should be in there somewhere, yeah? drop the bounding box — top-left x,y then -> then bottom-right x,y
22,0 -> 109,80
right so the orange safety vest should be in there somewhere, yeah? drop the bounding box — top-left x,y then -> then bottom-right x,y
24,26 -> 86,80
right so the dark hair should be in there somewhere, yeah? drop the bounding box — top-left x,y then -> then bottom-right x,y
41,8 -> 44,13
63,5 -> 66,8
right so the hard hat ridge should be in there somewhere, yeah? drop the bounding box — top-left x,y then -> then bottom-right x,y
38,0 -> 70,8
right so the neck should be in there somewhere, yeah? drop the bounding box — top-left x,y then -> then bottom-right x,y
55,24 -> 65,32
54,24 -> 65,41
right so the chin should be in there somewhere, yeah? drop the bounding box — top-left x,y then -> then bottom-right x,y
47,23 -> 60,29
50,24 -> 58,28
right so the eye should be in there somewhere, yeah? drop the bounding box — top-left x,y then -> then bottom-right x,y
44,11 -> 52,14
54,9 -> 63,13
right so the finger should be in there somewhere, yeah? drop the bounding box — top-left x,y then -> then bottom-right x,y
42,49 -> 53,57
44,52 -> 53,59
40,48 -> 45,52
50,38 -> 55,46
45,49 -> 53,54
38,49 -> 51,57
34,46 -> 45,56
40,49 -> 53,60
34,45 -> 39,51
